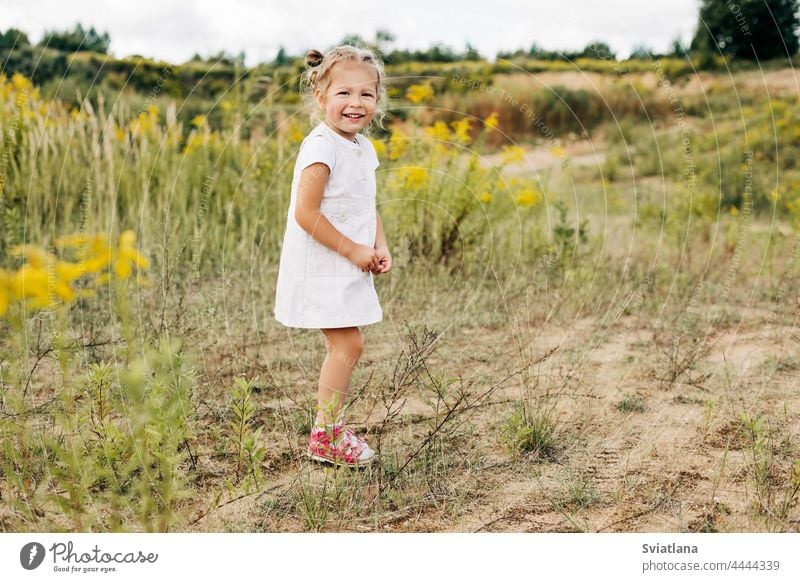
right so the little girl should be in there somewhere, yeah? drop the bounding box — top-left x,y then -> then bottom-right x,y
273,45 -> 392,468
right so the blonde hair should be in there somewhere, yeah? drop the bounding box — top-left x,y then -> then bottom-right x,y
300,44 -> 389,135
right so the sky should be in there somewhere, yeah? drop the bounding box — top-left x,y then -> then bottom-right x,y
0,0 -> 701,66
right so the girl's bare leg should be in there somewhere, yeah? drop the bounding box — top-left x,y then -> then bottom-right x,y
316,326 -> 364,426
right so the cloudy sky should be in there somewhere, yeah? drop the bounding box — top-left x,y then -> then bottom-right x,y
1,0 -> 701,65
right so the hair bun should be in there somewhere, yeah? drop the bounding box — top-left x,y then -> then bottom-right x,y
306,49 -> 324,68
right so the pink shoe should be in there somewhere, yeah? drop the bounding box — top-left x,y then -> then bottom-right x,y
307,423 -> 378,467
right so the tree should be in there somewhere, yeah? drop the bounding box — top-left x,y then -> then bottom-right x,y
464,42 -> 481,61
581,40 -> 615,60
690,0 -> 799,61
527,42 -> 547,58
272,46 -> 290,67
669,35 -> 690,58
39,23 -> 111,54
629,43 -> 654,60
339,34 -> 368,47
375,29 -> 395,47
0,28 -> 31,50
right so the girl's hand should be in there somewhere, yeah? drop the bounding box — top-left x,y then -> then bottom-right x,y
348,243 -> 380,272
372,245 -> 392,274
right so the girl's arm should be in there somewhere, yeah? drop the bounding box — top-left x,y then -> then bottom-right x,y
374,211 -> 388,251
295,163 -> 378,271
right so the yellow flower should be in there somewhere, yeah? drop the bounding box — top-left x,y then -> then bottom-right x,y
220,100 -> 233,112
401,167 -> 429,191
10,244 -> 51,268
388,128 -> 408,161
484,112 -> 499,131
191,114 -> 207,128
424,121 -> 451,142
501,145 -> 525,164
0,269 -> 10,316
11,72 -> 32,93
406,83 -> 435,104
450,118 -> 472,145
730,205 -> 739,216
480,192 -> 493,203
549,145 -> 567,159
9,264 -> 58,309
56,261 -> 87,282
770,189 -> 779,202
370,137 -> 387,158
515,189 -> 541,207
115,229 -> 150,278
183,133 -> 204,154
129,113 -> 152,137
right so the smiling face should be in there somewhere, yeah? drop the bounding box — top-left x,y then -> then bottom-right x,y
315,61 -> 378,142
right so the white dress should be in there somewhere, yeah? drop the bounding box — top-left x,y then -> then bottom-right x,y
273,121 -> 383,329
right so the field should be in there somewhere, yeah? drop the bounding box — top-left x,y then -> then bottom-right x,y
0,62 -> 799,532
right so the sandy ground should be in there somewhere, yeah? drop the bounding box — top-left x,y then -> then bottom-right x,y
186,294 -> 799,532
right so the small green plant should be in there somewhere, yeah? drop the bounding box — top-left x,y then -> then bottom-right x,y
701,398 -> 722,435
561,471 -> 601,509
552,199 -> 588,271
296,471 -> 330,532
226,376 -> 266,492
500,399 -> 557,459
616,393 -> 646,413
737,411 -> 800,527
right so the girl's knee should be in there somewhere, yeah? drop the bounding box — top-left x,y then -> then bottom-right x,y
343,328 -> 364,359
323,327 -> 364,361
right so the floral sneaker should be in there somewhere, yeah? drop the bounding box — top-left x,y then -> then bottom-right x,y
307,423 -> 378,468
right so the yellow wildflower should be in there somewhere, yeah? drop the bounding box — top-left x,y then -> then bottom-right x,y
730,205 -> 739,216
424,121 -> 451,142
115,229 -> 150,278
388,128 -> 408,161
450,118 -> 472,145
406,83 -> 435,104
549,145 -> 567,159
11,72 -> 32,93
480,192 -> 493,203
0,269 -> 10,316
501,145 -> 525,164
9,264 -> 58,309
515,189 -> 541,207
370,137 -> 387,158
10,244 -> 54,269
484,112 -> 499,131
191,114 -> 207,128
183,133 -> 203,154
55,260 -> 87,282
401,167 -> 429,191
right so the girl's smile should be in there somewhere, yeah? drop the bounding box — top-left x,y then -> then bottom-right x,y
316,62 -> 378,142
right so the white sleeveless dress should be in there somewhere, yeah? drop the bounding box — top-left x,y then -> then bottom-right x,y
273,121 -> 383,329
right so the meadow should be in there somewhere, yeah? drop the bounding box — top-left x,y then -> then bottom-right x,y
0,60 -> 799,532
